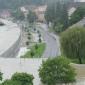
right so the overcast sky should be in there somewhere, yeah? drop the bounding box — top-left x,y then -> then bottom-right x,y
79,0 -> 85,2
75,0 -> 85,2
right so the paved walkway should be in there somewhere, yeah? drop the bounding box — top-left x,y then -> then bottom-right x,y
0,59 -> 85,85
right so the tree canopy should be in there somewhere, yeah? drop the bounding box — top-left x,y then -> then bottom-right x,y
45,0 -> 69,33
1,72 -> 34,85
70,6 -> 85,25
60,26 -> 85,64
39,57 -> 76,85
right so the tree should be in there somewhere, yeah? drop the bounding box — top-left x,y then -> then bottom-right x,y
27,11 -> 37,23
39,38 -> 42,43
53,23 -> 64,33
11,72 -> 34,85
30,51 -> 35,57
60,27 -> 85,64
11,9 -> 25,21
0,72 -> 3,81
39,57 -> 76,85
45,0 -> 69,33
70,6 -> 85,25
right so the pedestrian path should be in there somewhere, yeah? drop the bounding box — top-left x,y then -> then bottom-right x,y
0,59 -> 85,85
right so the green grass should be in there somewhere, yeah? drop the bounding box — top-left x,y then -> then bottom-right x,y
71,58 -> 85,64
22,43 -> 46,58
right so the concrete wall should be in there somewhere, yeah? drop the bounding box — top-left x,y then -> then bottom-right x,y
72,64 -> 85,78
0,34 -> 21,58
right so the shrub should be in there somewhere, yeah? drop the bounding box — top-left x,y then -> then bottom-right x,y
39,57 -> 76,85
1,80 -> 21,85
1,73 -> 34,85
60,27 -> 85,64
11,73 -> 34,85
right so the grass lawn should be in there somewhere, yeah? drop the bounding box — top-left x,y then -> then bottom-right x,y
71,58 -> 85,64
22,43 -> 46,58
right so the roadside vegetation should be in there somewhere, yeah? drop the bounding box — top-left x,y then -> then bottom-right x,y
22,43 -> 45,58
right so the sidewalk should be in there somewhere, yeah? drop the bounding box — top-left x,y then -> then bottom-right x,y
0,59 -> 85,85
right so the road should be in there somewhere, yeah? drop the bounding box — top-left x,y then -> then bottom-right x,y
37,23 -> 61,58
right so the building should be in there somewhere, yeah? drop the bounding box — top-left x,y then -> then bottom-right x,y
0,10 -> 11,19
34,5 -> 47,22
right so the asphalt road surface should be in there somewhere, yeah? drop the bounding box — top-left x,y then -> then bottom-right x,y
37,23 -> 61,58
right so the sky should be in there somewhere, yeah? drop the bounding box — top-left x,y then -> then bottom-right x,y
75,0 -> 85,2
78,0 -> 85,2
80,0 -> 85,2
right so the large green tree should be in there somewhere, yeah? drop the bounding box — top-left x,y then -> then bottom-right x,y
45,0 -> 69,33
70,6 -> 85,25
39,57 -> 76,85
60,27 -> 85,64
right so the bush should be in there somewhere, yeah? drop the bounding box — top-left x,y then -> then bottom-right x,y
1,80 -> 21,85
39,57 -> 76,85
60,27 -> 85,64
11,73 -> 34,85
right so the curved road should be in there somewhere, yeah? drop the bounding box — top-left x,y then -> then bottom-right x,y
37,23 -> 61,58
